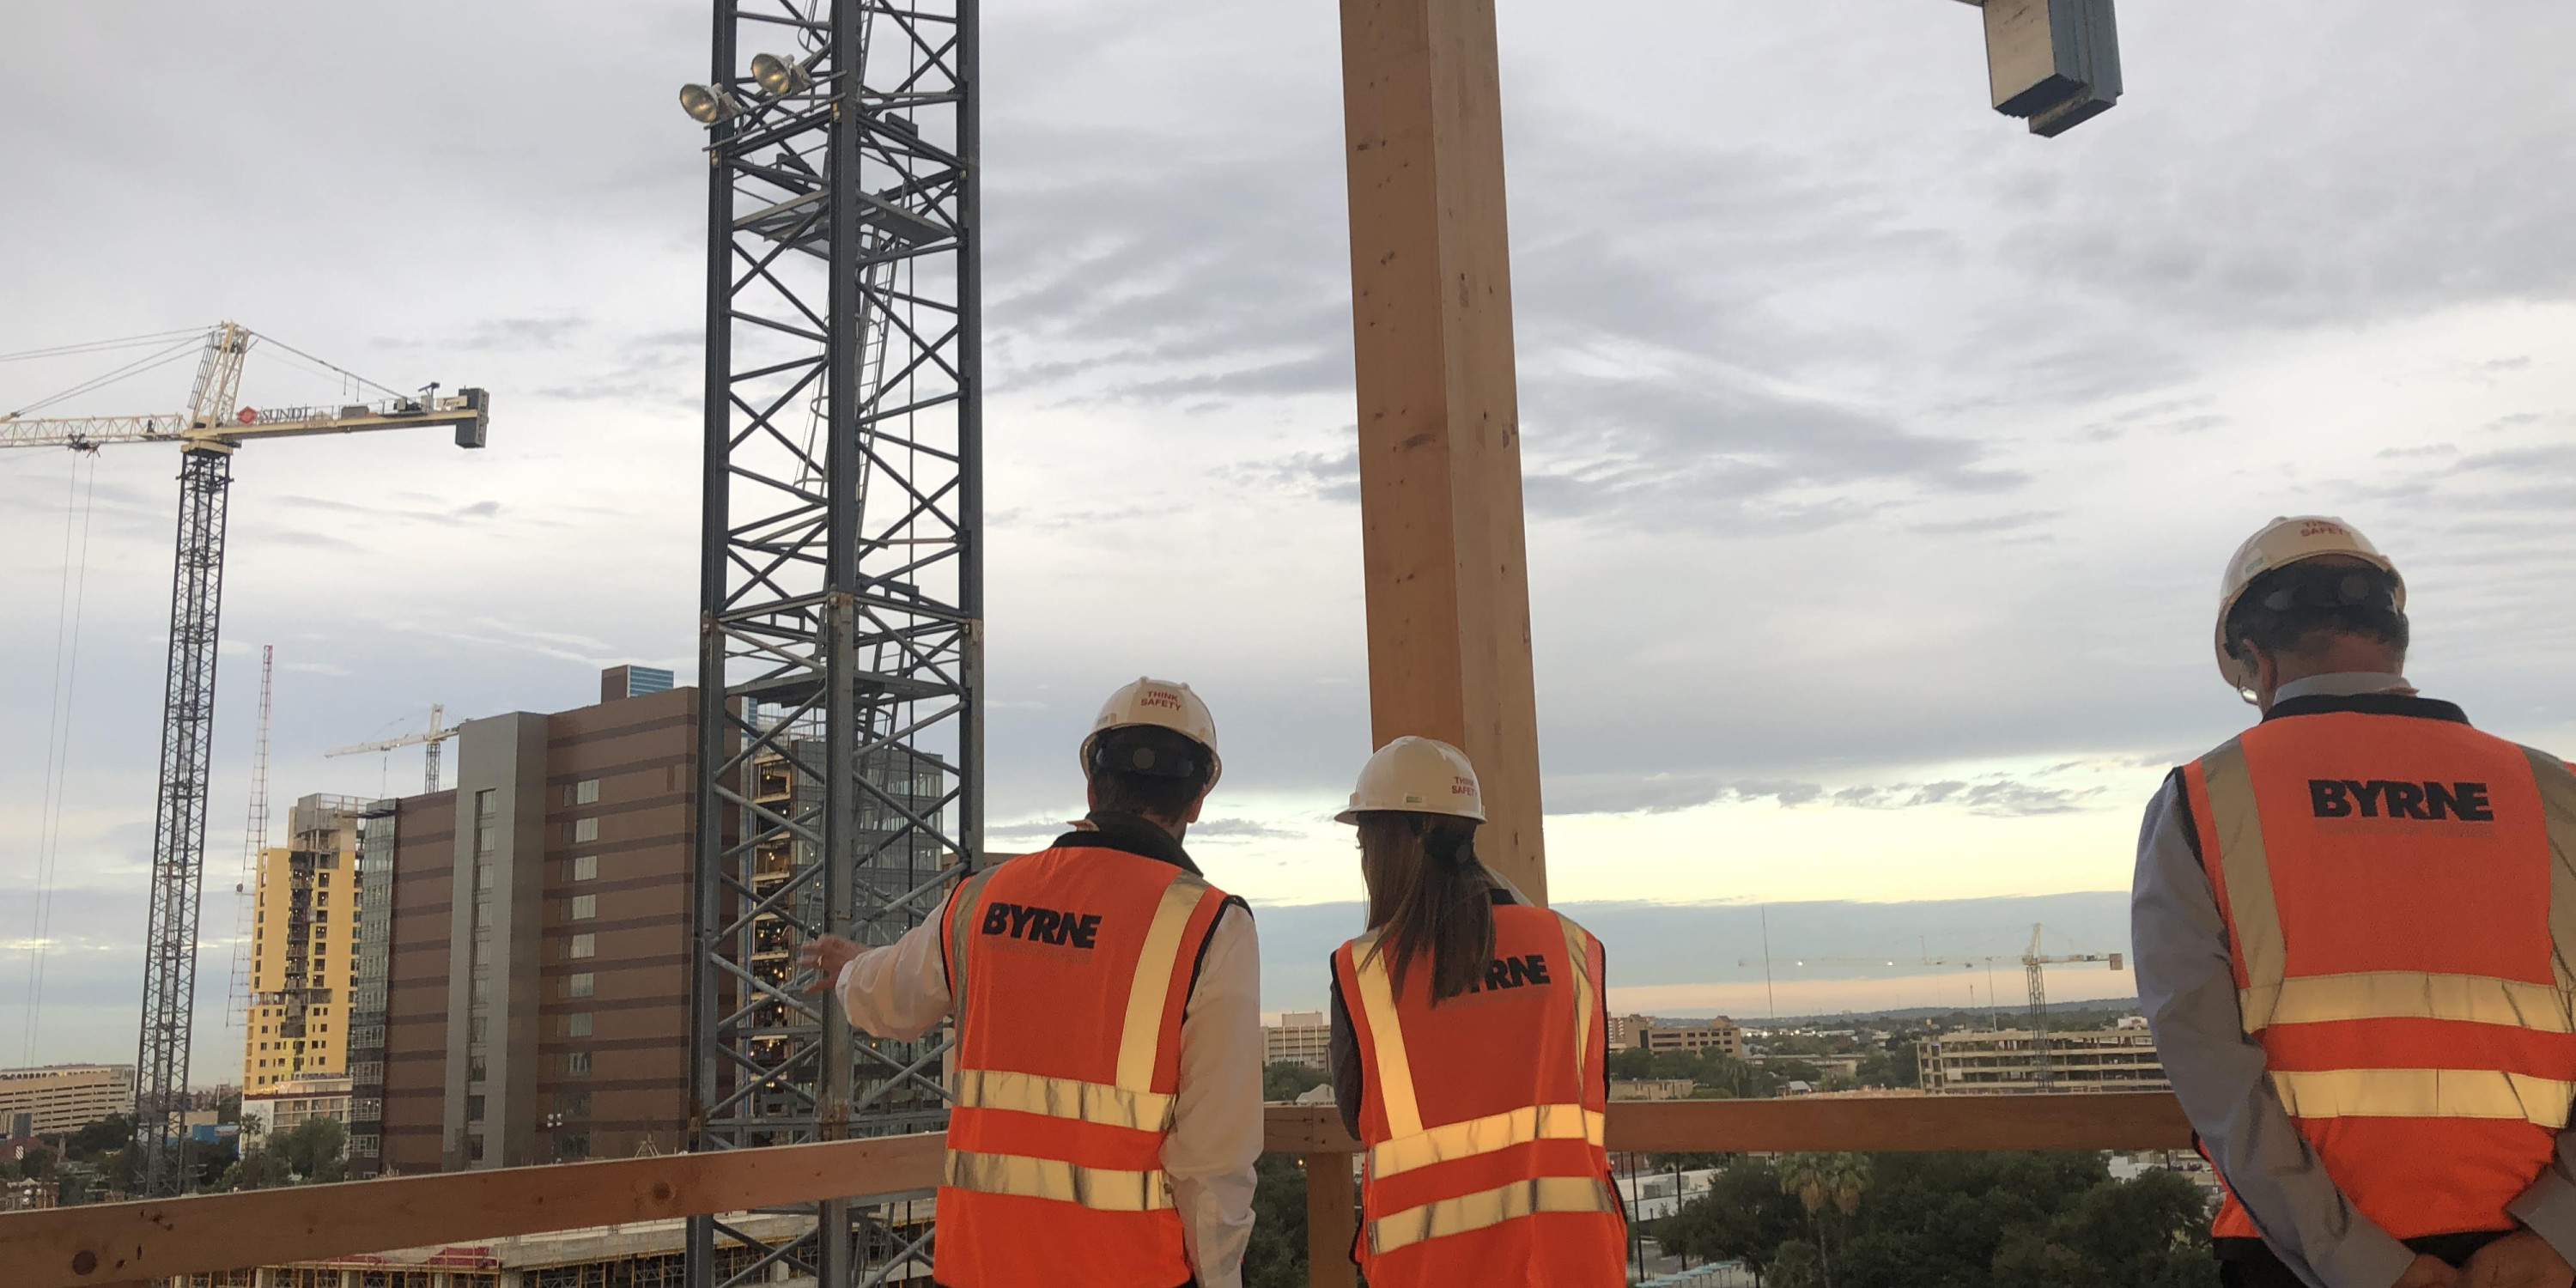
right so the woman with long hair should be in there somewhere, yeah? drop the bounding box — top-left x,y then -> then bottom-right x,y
1326,737 -> 1625,1286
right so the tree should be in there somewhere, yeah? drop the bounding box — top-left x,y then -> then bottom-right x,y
1665,1158 -> 1805,1283
279,1118 -> 347,1182
1853,1042 -> 1919,1089
1769,1240 -> 1825,1288
63,1115 -> 132,1162
1990,1168 -> 2213,1288
1776,1152 -> 1872,1287
1263,1061 -> 1331,1105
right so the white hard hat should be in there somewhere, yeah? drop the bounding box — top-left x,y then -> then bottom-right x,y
2214,515 -> 2406,694
1336,736 -> 1485,825
1081,677 -> 1221,787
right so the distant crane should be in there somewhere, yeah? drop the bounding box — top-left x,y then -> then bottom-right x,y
1740,922 -> 2125,1090
223,645 -> 276,1036
327,702 -> 460,793
0,321 -> 489,1194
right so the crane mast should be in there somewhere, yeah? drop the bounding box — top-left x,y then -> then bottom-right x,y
0,322 -> 489,1194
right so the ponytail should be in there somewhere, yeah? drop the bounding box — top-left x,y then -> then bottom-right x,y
1357,811 -> 1495,1005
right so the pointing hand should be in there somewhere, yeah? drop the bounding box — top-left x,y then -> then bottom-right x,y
796,933 -> 863,993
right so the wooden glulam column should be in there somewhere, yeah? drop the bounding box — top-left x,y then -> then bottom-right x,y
1338,0 -> 1547,902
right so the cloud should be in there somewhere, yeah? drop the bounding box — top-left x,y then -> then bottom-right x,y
1548,773 -> 2106,819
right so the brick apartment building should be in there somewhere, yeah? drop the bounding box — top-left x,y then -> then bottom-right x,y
369,670 -> 702,1175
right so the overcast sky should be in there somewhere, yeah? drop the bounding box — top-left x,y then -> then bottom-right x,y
4,1 -> 2574,1071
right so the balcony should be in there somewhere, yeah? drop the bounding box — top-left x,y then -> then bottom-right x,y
5,1094 -> 2190,1288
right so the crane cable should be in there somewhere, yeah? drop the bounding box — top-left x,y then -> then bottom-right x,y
21,449 -> 99,1066
6,335 -> 208,420
0,327 -> 208,364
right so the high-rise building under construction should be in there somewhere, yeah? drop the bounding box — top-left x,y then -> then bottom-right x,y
241,797 -> 368,1092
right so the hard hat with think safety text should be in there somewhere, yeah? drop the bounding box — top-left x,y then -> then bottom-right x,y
2213,515 -> 2406,694
1081,677 -> 1222,787
1336,736 -> 1485,824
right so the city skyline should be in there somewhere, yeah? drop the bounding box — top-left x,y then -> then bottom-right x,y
8,0 -> 2576,1076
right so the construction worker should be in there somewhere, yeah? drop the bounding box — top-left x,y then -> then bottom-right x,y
2135,516 -> 2576,1288
1325,736 -> 1625,1287
796,678 -> 1260,1288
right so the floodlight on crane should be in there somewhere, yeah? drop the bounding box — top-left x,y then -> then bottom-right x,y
0,320 -> 489,1194
678,82 -> 742,124
750,52 -> 814,96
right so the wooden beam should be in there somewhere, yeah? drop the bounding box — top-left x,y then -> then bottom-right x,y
1,1099 -> 2195,1288
5,1132 -> 944,1288
1338,0 -> 1550,902
1603,1093 -> 2194,1154
1303,1153 -> 1359,1288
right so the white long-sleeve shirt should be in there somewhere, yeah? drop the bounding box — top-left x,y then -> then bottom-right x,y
835,866 -> 1262,1288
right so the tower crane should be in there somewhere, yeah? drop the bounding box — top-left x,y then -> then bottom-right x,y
0,321 -> 489,1194
1740,922 -> 2124,1091
326,703 -> 461,793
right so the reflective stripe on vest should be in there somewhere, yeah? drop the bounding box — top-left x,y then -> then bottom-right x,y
945,1149 -> 1176,1212
2269,1068 -> 2576,1127
1369,1175 -> 1622,1256
1348,911 -> 1607,1237
2197,739 -> 2576,1064
940,860 -> 1215,1210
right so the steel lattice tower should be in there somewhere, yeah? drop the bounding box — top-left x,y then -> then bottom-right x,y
685,2 -> 980,1285
134,442 -> 233,1194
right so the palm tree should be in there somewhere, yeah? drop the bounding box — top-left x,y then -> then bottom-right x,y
1774,1152 -> 1872,1288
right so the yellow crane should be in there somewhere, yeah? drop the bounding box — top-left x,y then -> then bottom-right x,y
327,703 -> 462,794
1741,922 -> 2124,1090
0,321 -> 489,1193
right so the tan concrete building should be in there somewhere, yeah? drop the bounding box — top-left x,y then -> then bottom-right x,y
244,797 -> 368,1092
1917,1026 -> 2169,1094
1638,1018 -> 1742,1059
1265,1011 -> 1331,1070
245,1076 -> 353,1139
0,1064 -> 133,1134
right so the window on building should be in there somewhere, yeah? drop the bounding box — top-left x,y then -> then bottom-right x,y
569,895 -> 596,921
556,1132 -> 591,1162
568,933 -> 596,960
468,1017 -> 489,1044
567,1051 -> 592,1077
563,1013 -> 592,1038
468,1134 -> 486,1163
477,789 -> 498,820
467,1096 -> 484,1123
475,864 -> 495,892
470,977 -> 489,1005
568,855 -> 598,883
568,818 -> 599,845
468,1055 -> 487,1083
557,1090 -> 591,1117
567,973 -> 594,999
562,780 -> 600,807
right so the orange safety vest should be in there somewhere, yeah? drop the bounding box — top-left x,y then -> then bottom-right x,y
933,841 -> 1234,1288
1332,903 -> 1626,1287
2181,702 -> 2576,1240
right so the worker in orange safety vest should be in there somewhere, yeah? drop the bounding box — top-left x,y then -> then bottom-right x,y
799,677 -> 1261,1288
1325,736 -> 1625,1287
2134,515 -> 2576,1288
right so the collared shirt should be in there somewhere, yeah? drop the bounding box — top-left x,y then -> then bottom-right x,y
2132,676 -> 2576,1288
833,811 -> 1262,1288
